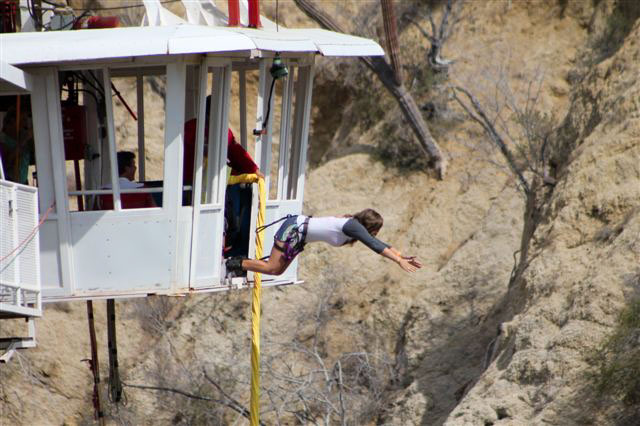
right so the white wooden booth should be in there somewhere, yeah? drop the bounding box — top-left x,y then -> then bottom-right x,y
0,25 -> 383,303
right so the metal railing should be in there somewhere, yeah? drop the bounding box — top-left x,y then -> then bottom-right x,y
0,179 -> 41,318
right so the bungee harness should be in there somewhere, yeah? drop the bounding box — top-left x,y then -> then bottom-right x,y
255,215 -> 311,261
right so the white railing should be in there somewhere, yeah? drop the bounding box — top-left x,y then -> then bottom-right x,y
0,180 -> 41,318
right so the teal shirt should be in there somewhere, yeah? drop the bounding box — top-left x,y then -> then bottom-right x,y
0,132 -> 32,184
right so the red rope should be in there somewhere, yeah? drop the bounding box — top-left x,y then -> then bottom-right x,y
111,83 -> 137,121
0,202 -> 55,264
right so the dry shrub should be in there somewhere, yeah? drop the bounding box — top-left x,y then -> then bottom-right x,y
590,297 -> 640,406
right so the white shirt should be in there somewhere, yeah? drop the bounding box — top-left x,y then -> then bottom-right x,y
103,177 -> 144,189
297,216 -> 351,247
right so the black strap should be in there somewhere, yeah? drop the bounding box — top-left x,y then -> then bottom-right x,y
269,216 -> 311,251
300,216 -> 311,245
255,214 -> 292,234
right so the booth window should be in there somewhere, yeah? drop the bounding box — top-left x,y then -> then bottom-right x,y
61,68 -> 165,211
0,95 -> 36,186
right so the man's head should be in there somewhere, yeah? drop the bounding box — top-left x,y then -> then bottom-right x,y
117,151 -> 136,180
353,208 -> 384,237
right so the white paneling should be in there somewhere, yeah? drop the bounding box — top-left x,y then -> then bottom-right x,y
39,221 -> 63,292
0,180 -> 41,317
175,207 -> 193,288
16,186 -> 39,288
70,215 -> 173,292
44,71 -> 76,295
188,61 -> 209,286
164,63 -> 186,289
0,183 -> 16,285
194,207 -> 224,284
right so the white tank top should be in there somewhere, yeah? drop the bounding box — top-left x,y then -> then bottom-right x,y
296,216 -> 350,247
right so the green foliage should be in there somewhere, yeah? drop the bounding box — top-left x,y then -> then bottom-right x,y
591,1 -> 640,62
590,298 -> 640,405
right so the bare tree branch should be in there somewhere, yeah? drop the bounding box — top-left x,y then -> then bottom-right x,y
294,0 -> 448,179
335,360 -> 346,426
381,0 -> 403,85
405,16 -> 436,44
123,382 -> 266,426
201,369 -> 260,423
452,86 -> 531,194
406,0 -> 461,70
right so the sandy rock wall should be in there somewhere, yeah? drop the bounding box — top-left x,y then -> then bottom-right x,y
446,17 -> 640,426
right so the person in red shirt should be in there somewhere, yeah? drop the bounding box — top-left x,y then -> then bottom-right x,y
183,97 -> 264,185
183,96 -> 264,257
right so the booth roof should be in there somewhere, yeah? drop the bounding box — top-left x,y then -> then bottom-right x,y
0,24 -> 384,66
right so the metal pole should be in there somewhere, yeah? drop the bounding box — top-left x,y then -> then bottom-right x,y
106,299 -> 122,403
239,70 -> 247,149
74,159 -> 84,211
228,0 -> 240,26
136,72 -> 145,181
86,301 -> 106,426
248,0 -> 261,28
13,95 -> 21,183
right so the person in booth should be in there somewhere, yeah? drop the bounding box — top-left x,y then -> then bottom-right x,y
182,97 -> 264,186
183,96 -> 264,257
99,151 -> 157,209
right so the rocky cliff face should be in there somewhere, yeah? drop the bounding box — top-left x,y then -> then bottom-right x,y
1,2 -> 638,425
444,14 -> 640,424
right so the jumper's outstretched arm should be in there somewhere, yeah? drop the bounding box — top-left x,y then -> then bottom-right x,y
381,247 -> 423,273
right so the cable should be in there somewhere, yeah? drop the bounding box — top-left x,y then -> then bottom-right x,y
262,77 -> 277,130
88,70 -> 105,94
72,70 -> 105,100
25,0 -> 43,31
71,71 -> 102,96
61,86 -> 99,104
0,202 -> 55,265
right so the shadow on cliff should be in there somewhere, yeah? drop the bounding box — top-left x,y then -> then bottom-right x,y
404,276 -> 529,426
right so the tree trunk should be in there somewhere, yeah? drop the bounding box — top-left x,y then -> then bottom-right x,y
294,0 -> 447,179
381,0 -> 403,86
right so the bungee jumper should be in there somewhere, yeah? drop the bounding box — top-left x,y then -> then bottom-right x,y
225,208 -> 423,276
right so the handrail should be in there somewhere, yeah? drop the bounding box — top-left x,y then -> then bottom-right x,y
68,187 -> 166,196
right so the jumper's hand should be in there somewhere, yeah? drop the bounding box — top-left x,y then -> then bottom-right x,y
398,257 -> 421,273
402,255 -> 422,269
